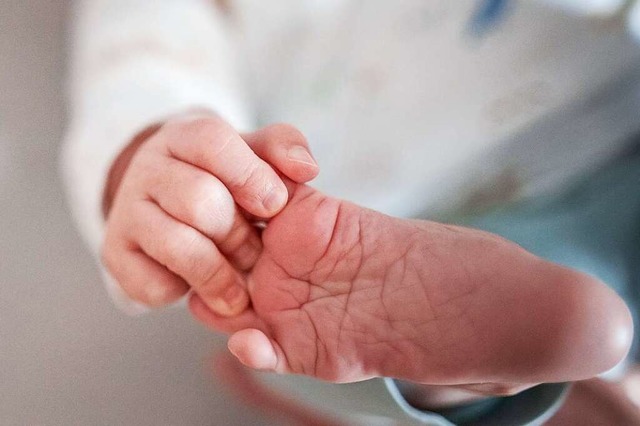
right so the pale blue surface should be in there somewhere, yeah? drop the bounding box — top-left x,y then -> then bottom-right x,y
463,147 -> 640,359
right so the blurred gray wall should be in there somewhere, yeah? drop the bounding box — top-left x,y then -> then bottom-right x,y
0,2 -> 266,424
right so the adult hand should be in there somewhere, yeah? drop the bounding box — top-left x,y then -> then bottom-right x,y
101,112 -> 318,315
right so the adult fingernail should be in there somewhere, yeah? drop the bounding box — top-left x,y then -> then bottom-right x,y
287,146 -> 317,167
210,285 -> 249,317
262,184 -> 288,213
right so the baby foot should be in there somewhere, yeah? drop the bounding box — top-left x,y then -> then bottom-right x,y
190,185 -> 632,386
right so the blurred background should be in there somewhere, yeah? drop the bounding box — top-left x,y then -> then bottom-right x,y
1,1 -> 640,425
0,2 -> 268,424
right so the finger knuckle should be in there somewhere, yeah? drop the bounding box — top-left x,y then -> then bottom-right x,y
167,116 -> 233,155
162,230 -> 217,286
184,176 -> 218,222
161,230 -> 197,267
231,163 -> 268,199
193,256 -> 225,290
223,219 -> 252,252
166,115 -> 220,134
267,123 -> 307,145
187,117 -> 227,140
186,178 -> 234,233
142,281 -> 186,307
118,278 -> 174,308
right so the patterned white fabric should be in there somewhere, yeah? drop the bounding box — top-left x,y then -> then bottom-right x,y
61,2 -> 640,423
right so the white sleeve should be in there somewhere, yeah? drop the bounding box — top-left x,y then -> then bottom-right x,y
61,0 -> 252,313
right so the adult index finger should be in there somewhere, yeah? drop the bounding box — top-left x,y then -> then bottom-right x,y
162,116 -> 288,218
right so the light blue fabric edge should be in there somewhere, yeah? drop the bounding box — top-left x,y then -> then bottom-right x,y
383,379 -> 570,425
